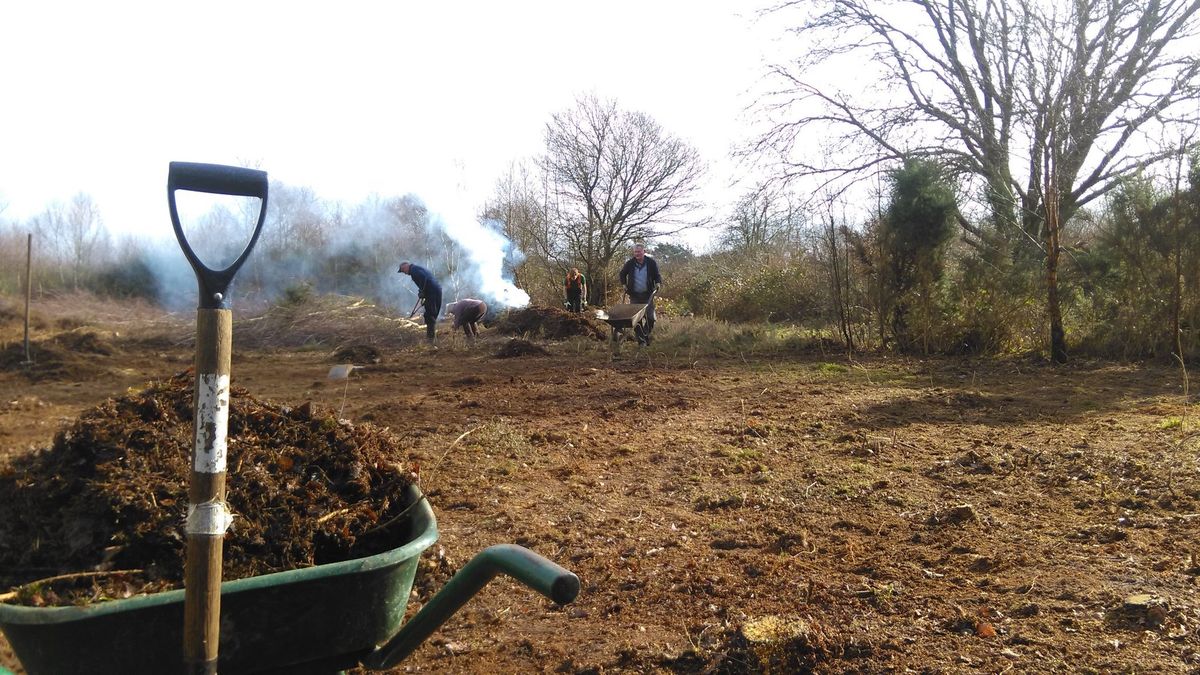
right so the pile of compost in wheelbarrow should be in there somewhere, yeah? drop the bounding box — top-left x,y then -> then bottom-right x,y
492,305 -> 607,341
0,372 -> 417,607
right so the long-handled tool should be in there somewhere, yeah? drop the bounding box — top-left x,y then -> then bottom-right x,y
407,296 -> 424,320
168,161 -> 268,675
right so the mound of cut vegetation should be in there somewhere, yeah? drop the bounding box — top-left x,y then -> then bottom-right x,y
492,305 -> 607,341
0,372 -> 417,606
229,293 -> 424,350
0,330 -> 118,381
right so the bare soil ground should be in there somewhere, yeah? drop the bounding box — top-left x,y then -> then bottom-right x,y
1,295 -> 1199,674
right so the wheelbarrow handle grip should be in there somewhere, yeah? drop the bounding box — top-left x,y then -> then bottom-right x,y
168,161 -> 268,199
485,543 -> 579,605
361,544 -> 579,670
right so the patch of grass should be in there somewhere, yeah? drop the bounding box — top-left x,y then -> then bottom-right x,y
816,362 -> 849,375
1158,416 -> 1192,431
650,317 -> 846,358
651,316 -> 761,355
465,419 -> 534,457
694,492 -> 748,511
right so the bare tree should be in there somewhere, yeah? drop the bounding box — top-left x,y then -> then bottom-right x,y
819,198 -> 856,352
264,183 -> 328,260
30,203 -> 68,286
29,193 -> 109,288
721,187 -> 805,258
541,95 -> 707,304
483,161 -> 552,292
756,0 -> 1200,361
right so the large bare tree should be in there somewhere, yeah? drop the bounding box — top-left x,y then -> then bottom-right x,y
541,95 -> 707,304
755,0 -> 1200,361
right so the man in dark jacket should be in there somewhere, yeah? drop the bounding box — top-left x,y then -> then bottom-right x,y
398,261 -> 443,344
618,243 -> 662,345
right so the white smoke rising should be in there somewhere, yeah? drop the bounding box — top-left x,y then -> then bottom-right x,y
425,199 -> 529,309
125,175 -> 532,315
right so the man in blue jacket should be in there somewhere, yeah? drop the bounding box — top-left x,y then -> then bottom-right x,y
398,261 -> 443,344
618,243 -> 662,345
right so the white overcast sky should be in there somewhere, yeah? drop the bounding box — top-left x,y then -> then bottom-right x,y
0,0 -> 789,247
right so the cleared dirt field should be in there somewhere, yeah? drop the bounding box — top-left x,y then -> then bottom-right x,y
2,297 -> 1199,673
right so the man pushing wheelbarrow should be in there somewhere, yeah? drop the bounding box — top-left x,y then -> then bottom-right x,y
618,243 -> 661,346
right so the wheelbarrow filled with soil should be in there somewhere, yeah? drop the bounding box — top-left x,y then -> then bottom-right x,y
0,484 -> 578,674
0,162 -> 578,674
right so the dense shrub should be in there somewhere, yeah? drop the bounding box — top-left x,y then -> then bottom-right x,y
91,257 -> 160,302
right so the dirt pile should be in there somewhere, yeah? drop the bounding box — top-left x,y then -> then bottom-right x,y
492,305 -> 607,341
331,343 -> 382,364
494,338 -> 550,358
0,330 -> 118,381
0,303 -> 20,326
0,372 -> 417,606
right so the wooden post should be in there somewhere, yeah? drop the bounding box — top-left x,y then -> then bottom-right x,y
23,233 -> 32,364
183,308 -> 233,675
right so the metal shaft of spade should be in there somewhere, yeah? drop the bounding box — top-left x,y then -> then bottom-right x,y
168,162 -> 268,674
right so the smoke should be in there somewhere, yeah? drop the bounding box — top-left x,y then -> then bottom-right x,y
106,180 -> 532,315
425,202 -> 529,309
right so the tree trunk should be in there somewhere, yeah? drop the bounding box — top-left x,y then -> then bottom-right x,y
1046,253 -> 1066,363
876,236 -> 886,349
1172,257 -> 1183,360
1045,185 -> 1067,364
825,216 -> 854,352
1172,197 -> 1184,360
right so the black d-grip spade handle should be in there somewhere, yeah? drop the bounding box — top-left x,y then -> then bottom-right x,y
168,162 -> 269,309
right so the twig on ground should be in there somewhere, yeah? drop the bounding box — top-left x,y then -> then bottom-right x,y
424,425 -> 482,489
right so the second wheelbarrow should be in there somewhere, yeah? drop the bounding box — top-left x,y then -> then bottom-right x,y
596,301 -> 651,356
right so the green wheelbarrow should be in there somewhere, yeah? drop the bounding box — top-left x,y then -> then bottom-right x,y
0,162 -> 578,674
0,485 -> 579,674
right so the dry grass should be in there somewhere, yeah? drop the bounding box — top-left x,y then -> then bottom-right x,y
0,291 -> 182,347
231,294 -> 425,351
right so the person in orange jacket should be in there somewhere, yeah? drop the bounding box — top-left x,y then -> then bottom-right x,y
564,267 -> 588,313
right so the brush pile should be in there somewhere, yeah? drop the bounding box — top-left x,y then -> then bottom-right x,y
226,294 -> 425,350
0,372 -> 417,606
492,305 -> 607,341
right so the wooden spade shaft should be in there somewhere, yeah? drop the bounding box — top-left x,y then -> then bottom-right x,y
184,308 -> 233,674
